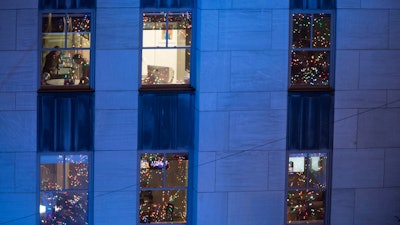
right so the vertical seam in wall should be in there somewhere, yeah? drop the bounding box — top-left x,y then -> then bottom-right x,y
15,10 -> 18,51
382,148 -> 386,187
387,9 -> 391,49
355,108 -> 359,152
225,191 -> 229,225
352,188 -> 356,225
13,152 -> 16,192
357,51 -> 361,89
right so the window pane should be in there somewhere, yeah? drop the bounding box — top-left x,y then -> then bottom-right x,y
142,49 -> 190,85
41,50 -> 90,86
143,12 -> 191,48
140,153 -> 164,188
292,14 -> 311,48
313,14 -> 331,48
67,33 -> 91,48
67,14 -> 91,48
140,190 -> 187,223
168,12 -> 192,47
166,153 -> 189,188
309,153 -> 327,188
65,155 -> 89,190
39,191 -> 88,225
287,190 -> 325,223
143,13 -> 168,48
291,50 -> 330,87
288,154 -> 306,188
40,155 -> 64,190
42,13 -> 66,48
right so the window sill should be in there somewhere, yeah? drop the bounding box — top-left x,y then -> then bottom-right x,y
288,85 -> 334,92
38,86 -> 94,93
139,84 -> 195,92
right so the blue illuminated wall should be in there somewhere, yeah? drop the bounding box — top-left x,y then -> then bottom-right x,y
0,0 -> 400,225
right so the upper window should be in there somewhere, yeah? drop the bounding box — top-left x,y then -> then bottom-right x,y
141,12 -> 192,88
290,12 -> 334,89
141,0 -> 193,89
40,10 -> 93,89
138,92 -> 193,224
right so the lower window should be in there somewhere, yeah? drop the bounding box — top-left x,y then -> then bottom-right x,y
39,154 -> 90,225
287,152 -> 329,224
139,152 -> 189,224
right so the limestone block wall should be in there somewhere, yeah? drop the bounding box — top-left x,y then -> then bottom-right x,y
332,0 -> 400,224
94,0 -> 139,224
195,1 -> 289,224
0,1 -> 38,224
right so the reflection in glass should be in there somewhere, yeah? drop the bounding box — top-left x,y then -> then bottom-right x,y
288,154 -> 306,188
308,153 -> 327,188
287,190 -> 325,223
288,153 -> 327,189
39,154 -> 89,225
143,13 -> 167,48
292,14 -> 311,48
66,155 -> 89,190
40,191 -> 88,225
139,152 -> 188,223
313,14 -> 331,48
140,153 -> 164,188
140,190 -> 187,223
291,13 -> 331,88
291,51 -> 330,86
166,153 -> 189,188
143,12 -> 191,48
40,155 -> 64,190
287,153 -> 328,224
42,13 -> 91,49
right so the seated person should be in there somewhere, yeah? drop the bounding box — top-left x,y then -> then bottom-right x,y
42,46 -> 62,83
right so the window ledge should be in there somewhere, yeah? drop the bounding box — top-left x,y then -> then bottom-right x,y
38,86 -> 94,93
139,84 -> 195,92
289,85 -> 334,92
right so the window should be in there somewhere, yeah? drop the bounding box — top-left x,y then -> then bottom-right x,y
290,11 -> 334,89
40,0 -> 94,90
37,92 -> 94,224
39,154 -> 90,225
141,0 -> 193,88
286,92 -> 333,225
138,91 -> 194,224
287,1 -> 335,224
287,152 -> 328,224
139,152 -> 189,224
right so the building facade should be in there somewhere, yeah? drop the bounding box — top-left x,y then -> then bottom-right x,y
0,0 -> 400,225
